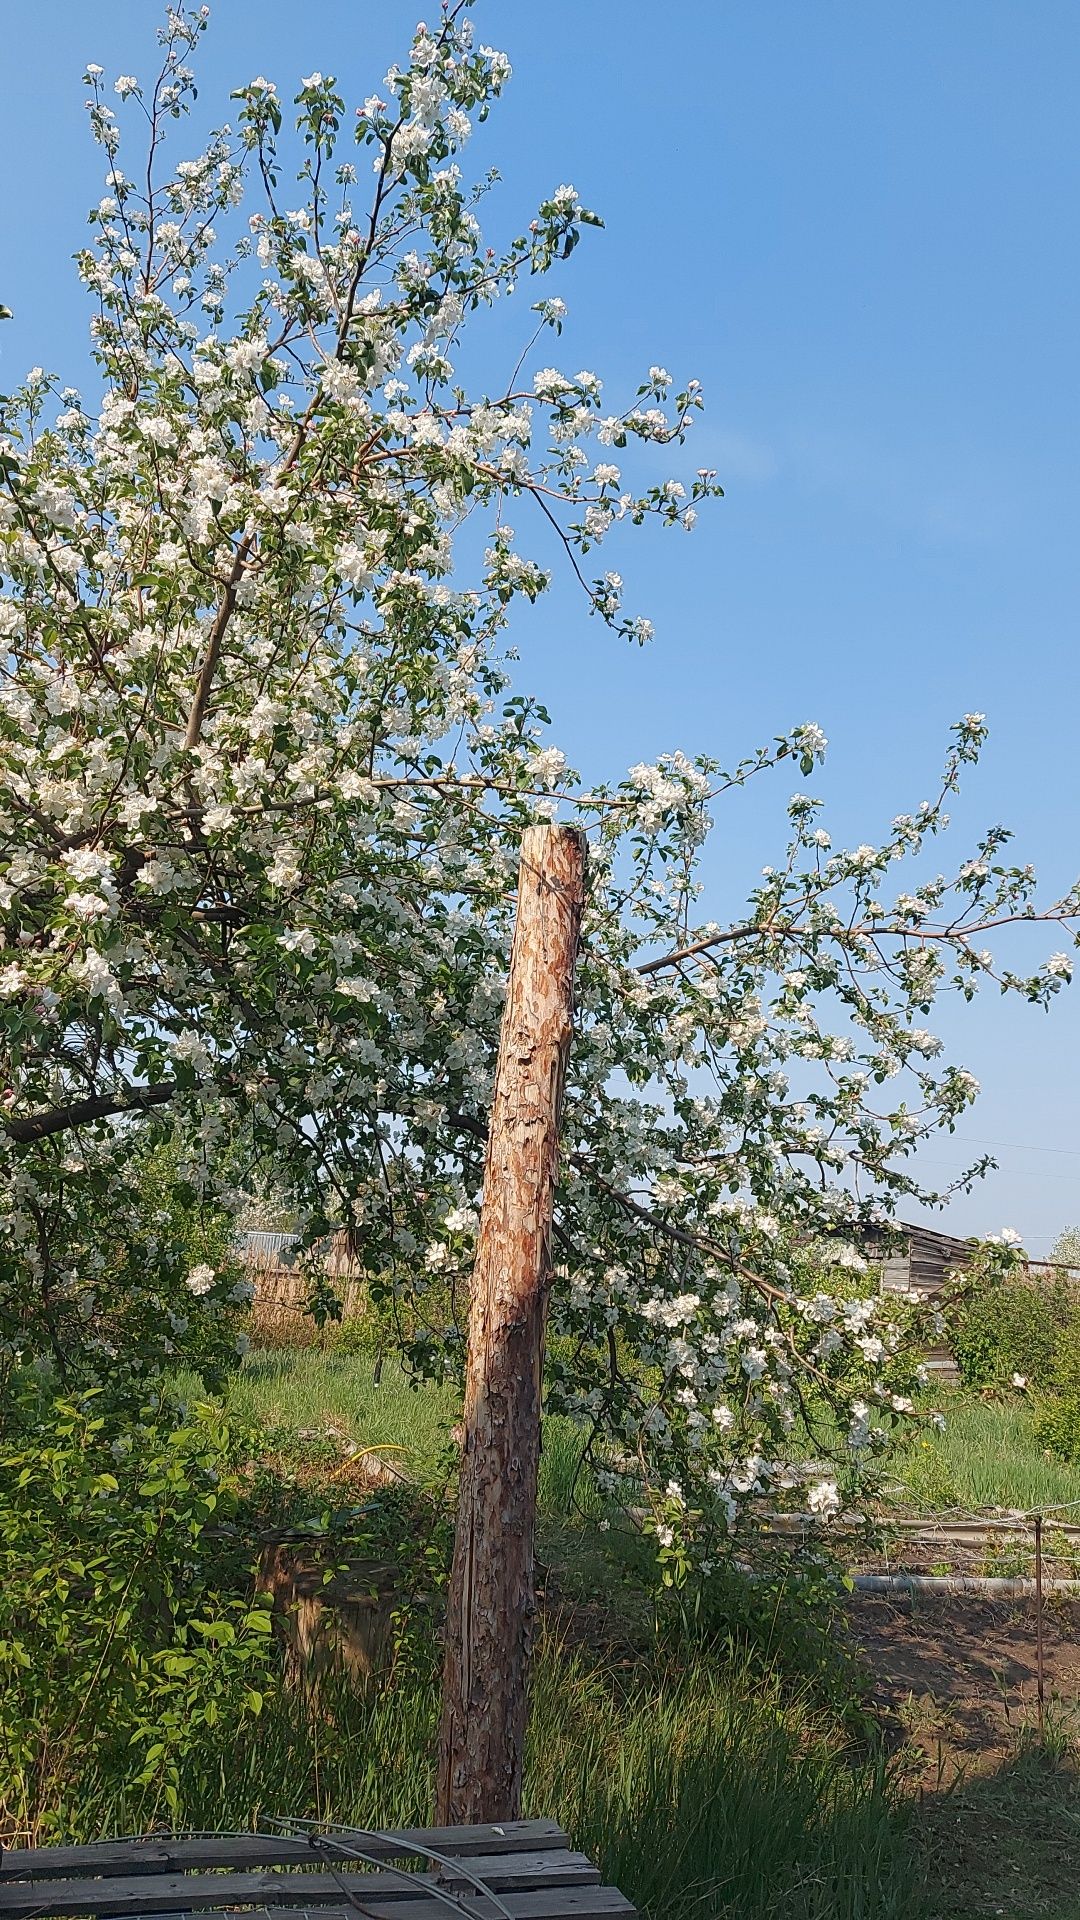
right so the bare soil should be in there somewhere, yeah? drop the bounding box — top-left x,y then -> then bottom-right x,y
849,1591 -> 1080,1776
848,1593 -> 1080,1920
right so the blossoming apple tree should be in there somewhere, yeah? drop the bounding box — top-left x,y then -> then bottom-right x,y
1,2 -> 1078,1549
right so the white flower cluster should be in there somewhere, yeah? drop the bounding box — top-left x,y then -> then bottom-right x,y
2,3 -> 1076,1560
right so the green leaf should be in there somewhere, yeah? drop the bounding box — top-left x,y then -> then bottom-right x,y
192,1618 -> 236,1644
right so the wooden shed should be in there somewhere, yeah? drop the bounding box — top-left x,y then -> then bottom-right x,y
871,1221 -> 975,1299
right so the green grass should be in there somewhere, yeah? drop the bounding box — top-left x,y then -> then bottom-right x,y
223,1347 -> 457,1479
894,1392 -> 1080,1515
530,1649 -> 919,1920
183,1346 -> 602,1521
187,1343 -> 1080,1528
215,1348 -> 1080,1522
44,1642 -> 923,1920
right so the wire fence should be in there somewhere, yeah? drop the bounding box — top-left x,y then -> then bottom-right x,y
825,1500 -> 1080,1743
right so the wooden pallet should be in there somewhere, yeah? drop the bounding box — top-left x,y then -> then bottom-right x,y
0,1820 -> 635,1920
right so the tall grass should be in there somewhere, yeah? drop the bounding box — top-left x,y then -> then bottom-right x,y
530,1651 -> 919,1920
197,1348 -> 458,1478
896,1394 -> 1080,1514
44,1643 -> 922,1920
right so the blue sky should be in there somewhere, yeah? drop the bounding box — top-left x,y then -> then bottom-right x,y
2,1 -> 1078,1247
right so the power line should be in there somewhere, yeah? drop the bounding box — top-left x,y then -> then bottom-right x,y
913,1156 -> 1078,1185
951,1133 -> 1080,1159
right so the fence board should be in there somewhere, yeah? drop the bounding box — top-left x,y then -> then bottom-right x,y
148,1895 -> 634,1920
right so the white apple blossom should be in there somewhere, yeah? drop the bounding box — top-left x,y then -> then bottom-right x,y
2,4 -> 1079,1563
807,1479 -> 841,1518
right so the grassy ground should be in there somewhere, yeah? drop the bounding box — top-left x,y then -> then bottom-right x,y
196,1344 -> 603,1522
163,1343 -> 1080,1917
47,1639 -> 921,1920
218,1344 -> 1080,1517
893,1392 -> 1080,1515
225,1347 -> 456,1477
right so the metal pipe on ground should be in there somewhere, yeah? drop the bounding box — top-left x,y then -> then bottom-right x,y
853,1573 -> 1080,1596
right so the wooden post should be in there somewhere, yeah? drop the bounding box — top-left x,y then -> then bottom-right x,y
436,823 -> 587,1826
1035,1512 -> 1046,1744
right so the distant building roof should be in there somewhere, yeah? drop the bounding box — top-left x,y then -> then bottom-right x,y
868,1220 -> 975,1295
239,1228 -> 301,1266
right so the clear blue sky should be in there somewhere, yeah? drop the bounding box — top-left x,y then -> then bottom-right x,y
3,2 -> 1078,1247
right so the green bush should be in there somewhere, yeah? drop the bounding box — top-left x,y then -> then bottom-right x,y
1033,1319 -> 1080,1461
331,1314 -> 381,1359
0,1378 -> 274,1842
1032,1392 -> 1080,1463
945,1266 -> 1080,1463
948,1274 -> 1072,1393
658,1555 -> 872,1731
3,1132 -> 253,1412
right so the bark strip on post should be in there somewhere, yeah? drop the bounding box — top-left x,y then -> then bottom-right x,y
437,823 -> 587,1826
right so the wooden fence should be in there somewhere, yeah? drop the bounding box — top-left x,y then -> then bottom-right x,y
241,1230 -> 370,1336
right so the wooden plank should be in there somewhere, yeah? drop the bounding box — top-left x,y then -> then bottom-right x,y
0,1825 -> 569,1883
0,1854 -> 600,1918
879,1254 -> 910,1293
146,1893 -> 634,1920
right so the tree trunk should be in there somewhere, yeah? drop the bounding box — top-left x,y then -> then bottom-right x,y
436,823 -> 587,1825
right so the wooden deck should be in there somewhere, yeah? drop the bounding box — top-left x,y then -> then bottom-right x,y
0,1821 -> 634,1920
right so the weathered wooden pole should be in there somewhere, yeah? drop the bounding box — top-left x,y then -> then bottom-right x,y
436,822 -> 587,1826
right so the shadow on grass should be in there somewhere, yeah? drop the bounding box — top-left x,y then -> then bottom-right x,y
917,1743 -> 1080,1920
43,1644 -> 923,1920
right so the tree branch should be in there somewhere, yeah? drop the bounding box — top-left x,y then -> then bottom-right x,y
636,923 -> 772,975
4,1081 -> 178,1144
183,536 -> 254,750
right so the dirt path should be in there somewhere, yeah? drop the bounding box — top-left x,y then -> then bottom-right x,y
849,1591 -> 1080,1774
849,1593 -> 1080,1919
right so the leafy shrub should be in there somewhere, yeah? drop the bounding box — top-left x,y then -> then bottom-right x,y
600,1512 -> 871,1732
1032,1392 -> 1080,1463
946,1261 -> 1080,1462
1032,1320 -> 1080,1461
948,1272 -> 1072,1392
331,1314 -> 381,1359
3,1132 -> 253,1410
898,1434 -> 961,1512
0,1378 -> 274,1841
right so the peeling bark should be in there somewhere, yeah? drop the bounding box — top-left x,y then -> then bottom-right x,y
436,824 -> 587,1825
